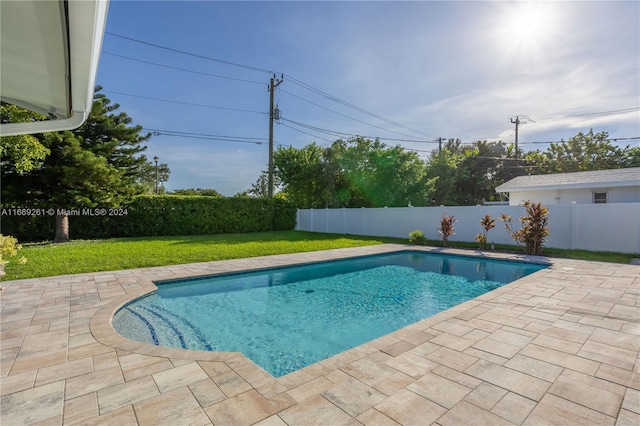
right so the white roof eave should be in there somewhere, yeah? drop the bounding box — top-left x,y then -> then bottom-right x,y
0,0 -> 110,137
496,180 -> 640,193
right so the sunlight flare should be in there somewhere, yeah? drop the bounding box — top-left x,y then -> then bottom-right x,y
492,1 -> 559,60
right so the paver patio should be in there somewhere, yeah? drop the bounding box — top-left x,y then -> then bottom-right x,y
1,244 -> 638,425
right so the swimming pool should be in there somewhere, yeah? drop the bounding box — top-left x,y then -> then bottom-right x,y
113,251 -> 546,377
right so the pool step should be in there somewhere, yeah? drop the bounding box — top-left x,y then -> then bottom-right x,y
139,306 -> 188,349
123,307 -> 160,345
149,306 -> 214,351
127,305 -> 214,351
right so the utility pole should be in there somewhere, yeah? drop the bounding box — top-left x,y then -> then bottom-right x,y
510,116 -> 520,160
154,156 -> 159,195
510,115 -> 533,160
437,137 -> 444,153
268,74 -> 283,198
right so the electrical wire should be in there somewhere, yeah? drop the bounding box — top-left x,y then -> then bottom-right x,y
144,128 -> 266,145
502,129 -> 516,143
102,52 -> 265,85
534,107 -> 640,122
105,32 -> 276,75
282,117 -> 439,144
154,133 -> 263,144
280,89 -> 429,141
286,75 -> 434,139
278,122 -> 333,143
105,32 -> 433,140
463,108 -> 639,144
282,119 -> 347,139
104,31 -> 637,148
103,90 -> 267,115
450,135 -> 639,147
518,136 -> 640,145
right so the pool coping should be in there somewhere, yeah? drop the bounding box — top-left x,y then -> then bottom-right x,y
91,245 -> 552,371
1,244 -> 639,425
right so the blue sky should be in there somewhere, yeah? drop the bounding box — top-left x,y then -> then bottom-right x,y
96,1 -> 640,195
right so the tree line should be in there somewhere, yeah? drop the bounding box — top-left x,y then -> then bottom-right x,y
261,131 -> 638,209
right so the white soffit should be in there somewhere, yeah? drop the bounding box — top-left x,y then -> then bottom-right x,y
0,0 -> 109,136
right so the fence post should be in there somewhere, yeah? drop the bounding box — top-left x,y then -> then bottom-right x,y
342,207 -> 346,234
570,203 -> 577,250
325,207 -> 329,233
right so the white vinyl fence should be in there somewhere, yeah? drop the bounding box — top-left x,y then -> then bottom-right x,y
296,203 -> 640,254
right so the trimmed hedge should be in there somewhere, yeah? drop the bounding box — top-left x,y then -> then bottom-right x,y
1,196 -> 296,242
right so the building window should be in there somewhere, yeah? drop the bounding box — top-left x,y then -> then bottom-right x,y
593,192 -> 608,204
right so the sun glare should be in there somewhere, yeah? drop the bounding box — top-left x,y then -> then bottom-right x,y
493,1 -> 558,59
511,8 -> 545,42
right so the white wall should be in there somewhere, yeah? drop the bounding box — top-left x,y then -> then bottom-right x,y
296,203 -> 640,254
508,186 -> 640,205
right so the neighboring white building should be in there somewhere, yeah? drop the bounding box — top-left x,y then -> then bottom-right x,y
495,167 -> 640,206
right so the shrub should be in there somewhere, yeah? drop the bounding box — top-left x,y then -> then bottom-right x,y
438,213 -> 456,247
474,214 -> 496,250
1,197 -> 297,242
500,200 -> 549,255
0,235 -> 27,281
475,233 -> 487,250
272,198 -> 297,231
408,230 -> 426,245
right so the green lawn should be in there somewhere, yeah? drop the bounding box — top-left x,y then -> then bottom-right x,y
3,231 -> 636,281
441,240 -> 637,264
3,231 -> 405,281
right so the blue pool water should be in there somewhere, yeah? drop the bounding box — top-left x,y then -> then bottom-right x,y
113,251 -> 546,377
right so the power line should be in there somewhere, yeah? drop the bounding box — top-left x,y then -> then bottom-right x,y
282,117 -> 438,144
105,32 -> 637,150
451,135 -> 640,147
278,122 -> 334,143
102,52 -> 265,85
282,118 -> 366,139
467,108 -> 639,143
403,147 -> 433,153
286,75 -> 434,139
104,90 -> 267,115
152,133 -> 263,144
534,107 -> 640,122
105,32 -> 275,75
105,32 -> 432,140
105,48 -> 435,142
144,128 -> 266,145
281,89 -> 428,140
518,136 -> 640,145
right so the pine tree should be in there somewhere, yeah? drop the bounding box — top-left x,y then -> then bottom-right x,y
1,88 -> 162,242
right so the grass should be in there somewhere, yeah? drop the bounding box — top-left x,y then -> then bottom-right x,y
439,240 -> 637,264
4,231 -> 636,281
3,231 -> 405,281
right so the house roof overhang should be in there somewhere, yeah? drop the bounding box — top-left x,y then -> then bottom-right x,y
0,0 -> 109,136
495,168 -> 640,193
495,180 -> 640,193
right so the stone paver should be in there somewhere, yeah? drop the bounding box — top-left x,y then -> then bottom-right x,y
375,388 -> 447,425
1,244 -> 639,425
